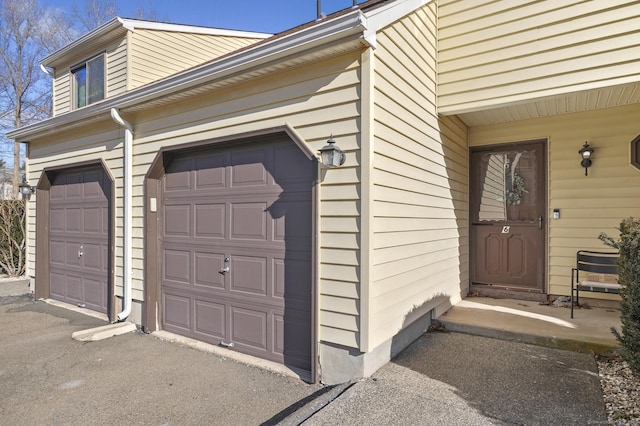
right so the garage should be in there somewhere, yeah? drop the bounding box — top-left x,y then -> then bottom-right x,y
48,166 -> 111,313
158,134 -> 315,372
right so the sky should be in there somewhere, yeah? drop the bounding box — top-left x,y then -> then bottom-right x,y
43,0 -> 365,34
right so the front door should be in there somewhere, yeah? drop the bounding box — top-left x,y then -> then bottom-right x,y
470,141 -> 546,293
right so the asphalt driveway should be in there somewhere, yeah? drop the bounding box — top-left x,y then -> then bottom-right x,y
0,296 -> 322,425
0,295 -> 608,425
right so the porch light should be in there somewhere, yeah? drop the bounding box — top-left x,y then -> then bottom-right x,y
319,135 -> 346,168
578,142 -> 594,176
18,175 -> 36,197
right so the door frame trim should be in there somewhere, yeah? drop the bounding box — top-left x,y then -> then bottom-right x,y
143,125 -> 319,382
469,139 -> 548,295
36,159 -> 116,321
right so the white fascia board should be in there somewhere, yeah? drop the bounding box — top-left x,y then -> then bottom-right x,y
8,11 -> 367,141
41,17 -> 124,67
363,0 -> 432,49
117,18 -> 272,39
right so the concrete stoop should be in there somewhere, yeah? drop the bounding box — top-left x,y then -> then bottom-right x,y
436,318 -> 619,355
0,276 -> 31,297
71,322 -> 137,342
435,297 -> 621,356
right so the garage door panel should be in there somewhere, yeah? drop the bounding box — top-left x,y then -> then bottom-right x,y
50,209 -> 65,232
195,154 -> 227,188
83,277 -> 104,309
164,157 -> 194,191
164,205 -> 191,237
82,171 -> 103,197
231,306 -> 268,350
163,292 -> 192,331
231,149 -> 270,187
194,299 -> 226,339
164,249 -> 191,284
65,242 -> 82,267
64,173 -> 83,197
82,243 -> 102,270
230,256 -> 267,296
83,207 -> 102,233
274,257 -> 312,305
195,252 -> 225,288
273,200 -> 312,242
65,275 -> 83,301
50,272 -> 65,298
273,145 -> 315,182
195,204 -> 225,238
50,241 -> 65,265
65,208 -> 82,232
277,310 -> 312,370
230,202 -> 267,240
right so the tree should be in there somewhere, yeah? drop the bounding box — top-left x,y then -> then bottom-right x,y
72,0 -> 118,32
0,0 -> 71,199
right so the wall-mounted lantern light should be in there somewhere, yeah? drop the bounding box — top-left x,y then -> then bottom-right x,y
319,135 -> 346,168
578,142 -> 594,176
19,175 -> 36,197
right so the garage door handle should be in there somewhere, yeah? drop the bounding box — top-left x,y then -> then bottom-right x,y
220,341 -> 235,348
78,244 -> 84,258
219,266 -> 229,275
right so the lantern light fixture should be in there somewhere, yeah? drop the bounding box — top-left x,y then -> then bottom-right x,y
19,175 -> 36,197
319,135 -> 346,168
578,142 -> 594,176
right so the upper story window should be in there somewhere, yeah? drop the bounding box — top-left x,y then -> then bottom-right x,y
72,54 -> 105,109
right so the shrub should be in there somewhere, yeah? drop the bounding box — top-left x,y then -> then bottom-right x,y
600,218 -> 640,375
0,200 -> 26,277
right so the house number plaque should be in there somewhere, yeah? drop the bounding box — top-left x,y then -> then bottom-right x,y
502,226 -> 510,233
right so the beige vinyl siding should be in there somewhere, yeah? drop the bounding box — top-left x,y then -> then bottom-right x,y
438,0 -> 640,114
119,51 -> 362,347
107,37 -> 128,97
128,30 -> 264,89
51,38 -> 128,116
369,4 -> 469,350
469,103 -> 640,298
52,71 -> 71,116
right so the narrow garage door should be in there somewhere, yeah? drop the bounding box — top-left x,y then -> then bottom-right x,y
49,167 -> 110,313
161,137 -> 314,372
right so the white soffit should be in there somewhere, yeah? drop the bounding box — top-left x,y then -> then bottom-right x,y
456,82 -> 640,127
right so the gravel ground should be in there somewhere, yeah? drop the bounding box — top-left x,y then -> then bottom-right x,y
598,356 -> 640,425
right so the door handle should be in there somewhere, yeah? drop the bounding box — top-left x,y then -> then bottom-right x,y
538,216 -> 543,229
219,340 -> 235,348
219,256 -> 230,275
78,244 -> 84,258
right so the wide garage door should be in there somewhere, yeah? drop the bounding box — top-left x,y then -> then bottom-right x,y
49,167 -> 110,313
161,136 -> 314,372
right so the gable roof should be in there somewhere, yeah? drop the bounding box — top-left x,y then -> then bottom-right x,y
41,17 -> 273,69
9,0 -> 431,141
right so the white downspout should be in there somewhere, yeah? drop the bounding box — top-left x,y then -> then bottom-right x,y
110,108 -> 133,321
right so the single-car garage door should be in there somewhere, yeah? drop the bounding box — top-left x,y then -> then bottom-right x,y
161,136 -> 314,372
49,167 -> 111,313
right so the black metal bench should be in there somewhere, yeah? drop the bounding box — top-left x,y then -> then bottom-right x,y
571,250 -> 620,318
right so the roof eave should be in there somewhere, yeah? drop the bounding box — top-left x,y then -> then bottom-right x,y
9,11 -> 369,141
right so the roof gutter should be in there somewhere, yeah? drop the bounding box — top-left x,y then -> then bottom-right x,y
8,10 -> 368,141
110,108 -> 133,322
